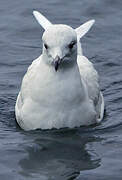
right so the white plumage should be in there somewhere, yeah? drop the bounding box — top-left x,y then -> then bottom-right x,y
15,11 -> 104,130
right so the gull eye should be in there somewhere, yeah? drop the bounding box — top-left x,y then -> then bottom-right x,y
68,41 -> 76,49
44,44 -> 48,49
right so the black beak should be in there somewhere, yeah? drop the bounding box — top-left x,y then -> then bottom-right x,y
54,56 -> 61,71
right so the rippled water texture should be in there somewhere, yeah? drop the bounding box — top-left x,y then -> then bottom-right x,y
0,0 -> 122,179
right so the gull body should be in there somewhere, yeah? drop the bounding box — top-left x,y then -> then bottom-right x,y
15,11 -> 104,130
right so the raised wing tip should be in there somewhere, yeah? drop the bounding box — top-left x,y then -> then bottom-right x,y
32,10 -> 52,30
89,19 -> 95,25
33,10 -> 39,17
76,19 -> 95,40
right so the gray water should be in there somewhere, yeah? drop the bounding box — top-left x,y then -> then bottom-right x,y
0,0 -> 122,179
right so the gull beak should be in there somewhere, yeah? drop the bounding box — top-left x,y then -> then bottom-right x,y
54,55 -> 62,71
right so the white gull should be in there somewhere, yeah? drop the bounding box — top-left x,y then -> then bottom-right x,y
15,11 -> 104,130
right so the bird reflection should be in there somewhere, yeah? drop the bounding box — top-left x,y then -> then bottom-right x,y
18,128 -> 101,179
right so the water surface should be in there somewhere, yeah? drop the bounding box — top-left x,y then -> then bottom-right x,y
0,0 -> 122,179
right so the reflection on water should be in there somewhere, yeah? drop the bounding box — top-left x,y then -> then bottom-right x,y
18,130 -> 101,179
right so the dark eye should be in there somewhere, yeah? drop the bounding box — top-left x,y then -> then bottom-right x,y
68,41 -> 76,49
44,44 -> 48,49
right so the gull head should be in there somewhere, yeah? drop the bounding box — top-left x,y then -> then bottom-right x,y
42,25 -> 77,71
33,11 -> 95,71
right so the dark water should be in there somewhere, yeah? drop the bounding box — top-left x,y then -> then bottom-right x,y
0,0 -> 122,179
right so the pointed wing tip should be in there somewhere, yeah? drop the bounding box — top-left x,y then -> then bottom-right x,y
33,10 -> 36,14
89,19 -> 95,25
32,10 -> 52,30
75,19 -> 95,39
33,10 -> 39,17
